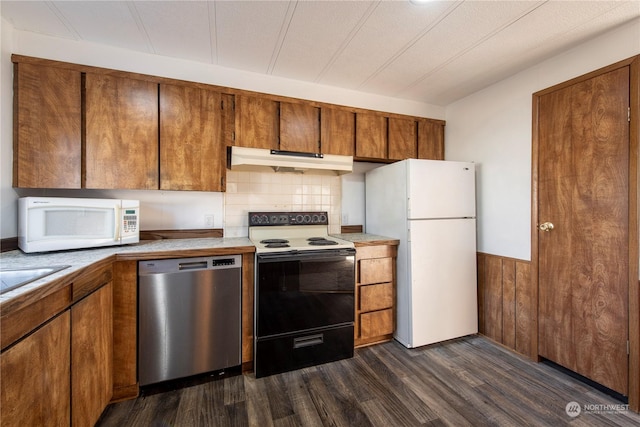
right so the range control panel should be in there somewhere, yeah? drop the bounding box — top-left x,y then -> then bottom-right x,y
248,211 -> 328,226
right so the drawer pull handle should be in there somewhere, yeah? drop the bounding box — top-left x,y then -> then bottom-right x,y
293,334 -> 324,349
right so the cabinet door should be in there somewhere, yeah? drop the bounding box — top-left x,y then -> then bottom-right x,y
160,84 -> 225,191
388,117 -> 417,160
280,102 -> 319,153
355,113 -> 387,159
112,261 -> 138,401
360,282 -> 393,312
71,282 -> 113,427
359,257 -> 393,285
360,308 -> 394,339
417,120 -> 444,160
235,95 -> 279,149
14,63 -> 81,188
321,108 -> 355,156
85,73 -> 159,189
1,312 -> 71,426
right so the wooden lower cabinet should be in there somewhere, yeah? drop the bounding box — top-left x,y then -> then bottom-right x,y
0,276 -> 113,426
0,312 -> 71,426
112,260 -> 139,401
354,243 -> 398,347
71,282 -> 113,427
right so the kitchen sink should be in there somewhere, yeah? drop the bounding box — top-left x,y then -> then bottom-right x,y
0,265 -> 71,295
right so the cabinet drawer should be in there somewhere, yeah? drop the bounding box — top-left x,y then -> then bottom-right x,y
359,308 -> 394,339
359,257 -> 393,285
359,282 -> 393,312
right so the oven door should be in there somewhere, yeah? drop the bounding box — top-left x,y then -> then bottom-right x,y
255,248 -> 355,338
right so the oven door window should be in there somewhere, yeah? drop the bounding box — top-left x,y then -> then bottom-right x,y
256,251 -> 355,337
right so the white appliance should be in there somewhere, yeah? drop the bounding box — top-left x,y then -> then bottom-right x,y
229,146 -> 353,175
365,159 -> 477,348
18,197 -> 140,253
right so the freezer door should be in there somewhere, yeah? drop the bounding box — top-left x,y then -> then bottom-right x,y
407,159 -> 476,219
407,218 -> 477,347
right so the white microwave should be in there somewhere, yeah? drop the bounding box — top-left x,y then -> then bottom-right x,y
18,197 -> 140,253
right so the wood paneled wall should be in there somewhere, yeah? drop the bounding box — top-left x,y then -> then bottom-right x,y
477,252 -> 533,358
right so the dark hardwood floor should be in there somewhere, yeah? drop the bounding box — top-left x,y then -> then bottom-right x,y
97,336 -> 640,426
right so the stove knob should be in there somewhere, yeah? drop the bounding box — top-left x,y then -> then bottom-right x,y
312,214 -> 319,223
295,214 -> 304,223
319,214 -> 327,223
270,215 -> 278,224
303,214 -> 311,223
260,214 -> 269,224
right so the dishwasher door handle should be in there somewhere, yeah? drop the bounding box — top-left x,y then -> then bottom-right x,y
178,261 -> 208,270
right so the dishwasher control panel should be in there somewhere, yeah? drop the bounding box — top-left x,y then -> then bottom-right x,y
138,255 -> 241,275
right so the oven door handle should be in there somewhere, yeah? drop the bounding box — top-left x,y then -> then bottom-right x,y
257,249 -> 355,263
293,333 -> 324,349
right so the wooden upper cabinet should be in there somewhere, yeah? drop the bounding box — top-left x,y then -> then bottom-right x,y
418,119 -> 445,160
280,102 -> 320,153
355,113 -> 387,160
160,84 -> 225,191
85,73 -> 159,189
14,63 -> 81,188
388,117 -> 417,160
321,108 -> 355,156
235,95 -> 279,149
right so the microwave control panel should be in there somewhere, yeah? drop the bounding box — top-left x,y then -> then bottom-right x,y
122,208 -> 139,234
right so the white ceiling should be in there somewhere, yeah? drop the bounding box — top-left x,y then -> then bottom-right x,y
2,1 -> 639,106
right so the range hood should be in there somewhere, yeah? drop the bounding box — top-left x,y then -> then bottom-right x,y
228,146 -> 353,175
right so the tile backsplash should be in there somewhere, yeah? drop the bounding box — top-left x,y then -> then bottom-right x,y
224,170 -> 342,237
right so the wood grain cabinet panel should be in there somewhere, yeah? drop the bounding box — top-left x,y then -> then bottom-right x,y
235,95 -> 279,149
85,73 -> 159,189
355,244 -> 397,347
13,62 -> 81,188
280,102 -> 320,153
417,120 -> 445,160
359,257 -> 393,285
360,282 -> 393,312
71,282 -> 113,427
112,260 -> 138,401
360,308 -> 394,339
0,312 -> 71,426
160,84 -> 225,191
355,113 -> 387,160
388,117 -> 417,160
320,107 -> 355,156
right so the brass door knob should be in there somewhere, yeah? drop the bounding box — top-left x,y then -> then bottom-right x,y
538,222 -> 554,232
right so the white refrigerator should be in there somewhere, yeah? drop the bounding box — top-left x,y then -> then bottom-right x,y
365,159 -> 477,348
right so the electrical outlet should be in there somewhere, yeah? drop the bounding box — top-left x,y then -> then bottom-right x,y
341,214 -> 349,224
205,215 -> 214,228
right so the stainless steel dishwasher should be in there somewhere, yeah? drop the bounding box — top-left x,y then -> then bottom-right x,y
138,255 -> 242,386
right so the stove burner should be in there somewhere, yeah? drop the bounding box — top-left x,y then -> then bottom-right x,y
260,239 -> 289,244
265,242 -> 290,248
307,238 -> 339,246
260,239 -> 291,248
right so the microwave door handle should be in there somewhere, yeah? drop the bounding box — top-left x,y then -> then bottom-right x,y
114,206 -> 121,242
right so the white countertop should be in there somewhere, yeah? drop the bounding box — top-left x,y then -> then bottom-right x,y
0,237 -> 254,304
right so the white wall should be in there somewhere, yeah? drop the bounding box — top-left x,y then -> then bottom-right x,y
0,24 -> 444,239
0,18 -> 15,239
445,18 -> 640,261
